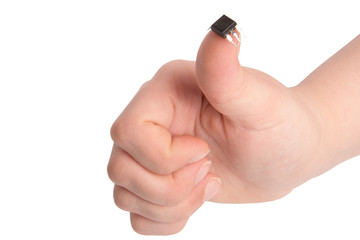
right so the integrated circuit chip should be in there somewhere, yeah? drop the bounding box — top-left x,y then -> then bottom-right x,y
210,15 -> 241,47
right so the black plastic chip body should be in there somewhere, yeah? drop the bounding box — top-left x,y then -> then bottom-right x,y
210,15 -> 237,38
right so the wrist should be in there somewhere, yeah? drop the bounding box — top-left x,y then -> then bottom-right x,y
291,84 -> 339,175
292,36 -> 360,169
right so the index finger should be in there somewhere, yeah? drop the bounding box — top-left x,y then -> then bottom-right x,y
111,60 -> 210,174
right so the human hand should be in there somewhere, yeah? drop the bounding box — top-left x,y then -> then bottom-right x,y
107,31 -> 328,235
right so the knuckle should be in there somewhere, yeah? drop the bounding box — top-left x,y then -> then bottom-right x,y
110,118 -> 131,147
171,220 -> 187,235
110,121 -> 120,143
107,156 -> 128,187
113,187 -> 133,211
158,60 -> 182,73
139,80 -> 151,91
107,160 -> 118,183
130,214 -> 147,235
156,60 -> 190,79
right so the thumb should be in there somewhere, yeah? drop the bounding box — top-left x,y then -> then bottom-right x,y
196,31 -> 287,125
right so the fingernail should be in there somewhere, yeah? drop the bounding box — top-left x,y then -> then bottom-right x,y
203,178 -> 221,202
195,161 -> 211,185
189,150 -> 210,163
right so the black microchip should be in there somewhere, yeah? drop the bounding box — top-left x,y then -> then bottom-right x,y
210,15 -> 237,38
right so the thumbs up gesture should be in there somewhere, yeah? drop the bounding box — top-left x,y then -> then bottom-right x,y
108,30 -> 326,235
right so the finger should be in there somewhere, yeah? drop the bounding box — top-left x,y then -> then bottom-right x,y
117,121 -> 210,175
111,60 -> 210,175
113,174 -> 220,223
108,145 -> 211,206
196,31 -> 289,127
130,213 -> 188,236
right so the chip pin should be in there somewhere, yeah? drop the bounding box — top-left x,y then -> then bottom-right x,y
226,34 -> 239,47
233,32 -> 241,43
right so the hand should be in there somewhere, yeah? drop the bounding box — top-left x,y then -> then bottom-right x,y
108,31 -> 327,235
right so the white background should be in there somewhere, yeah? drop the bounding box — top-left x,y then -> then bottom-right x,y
0,0 -> 359,239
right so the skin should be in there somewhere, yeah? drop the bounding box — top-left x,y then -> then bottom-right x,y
108,32 -> 360,235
